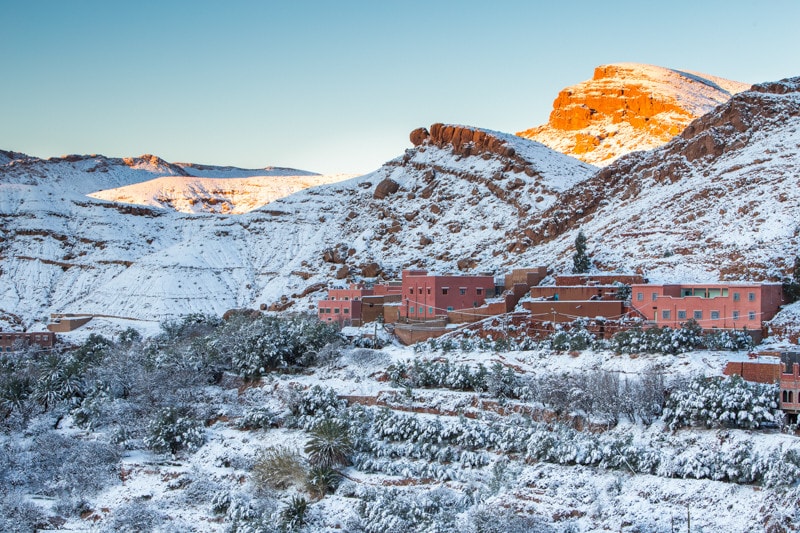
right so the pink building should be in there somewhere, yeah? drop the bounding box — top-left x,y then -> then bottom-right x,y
400,269 -> 497,321
317,282 -> 403,327
630,283 -> 785,331
317,284 -> 372,327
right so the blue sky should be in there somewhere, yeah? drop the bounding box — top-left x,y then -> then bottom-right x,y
1,1 -> 798,174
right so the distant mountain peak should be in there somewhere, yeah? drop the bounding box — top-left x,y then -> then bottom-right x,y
517,63 -> 750,166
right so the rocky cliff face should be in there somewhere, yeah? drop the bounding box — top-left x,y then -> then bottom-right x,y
524,76 -> 800,282
517,63 -> 749,166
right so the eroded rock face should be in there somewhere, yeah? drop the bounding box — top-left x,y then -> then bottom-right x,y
517,63 -> 750,166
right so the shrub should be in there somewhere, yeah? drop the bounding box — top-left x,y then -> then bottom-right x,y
306,465 -> 340,499
305,419 -> 352,468
144,407 -> 205,456
252,446 -> 307,491
663,375 -> 781,430
280,496 -> 308,532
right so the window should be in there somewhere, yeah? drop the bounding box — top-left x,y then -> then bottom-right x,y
652,293 -> 658,301
419,307 -> 424,314
459,288 -> 467,295
334,308 -> 339,314
343,308 -> 349,314
693,311 -> 703,320
427,288 -> 431,295
733,292 -> 740,302
418,288 -> 423,294
408,288 -> 413,294
476,288 -> 483,295
749,311 -> 756,320
429,307 -> 434,314
748,292 -> 756,302
733,310 -> 740,320
637,292 -> 644,301
678,310 -> 687,320
711,311 -> 720,320
442,288 -> 449,295
681,288 -> 693,297
662,310 -> 671,320
410,307 -> 415,314
446,306 -> 454,311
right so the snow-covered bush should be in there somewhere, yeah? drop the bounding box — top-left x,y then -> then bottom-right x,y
252,446 -> 307,491
305,419 -> 352,468
144,407 -> 205,456
702,328 -> 754,351
279,495 -> 308,531
548,321 -> 597,351
355,486 -> 466,533
663,375 -> 781,430
610,320 -> 703,355
387,358 -> 523,398
100,500 -> 164,533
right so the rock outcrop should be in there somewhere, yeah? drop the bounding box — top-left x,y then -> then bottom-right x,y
517,63 -> 749,166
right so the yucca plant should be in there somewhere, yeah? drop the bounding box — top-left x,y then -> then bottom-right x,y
306,465 -> 341,498
280,496 -> 308,532
304,419 -> 352,469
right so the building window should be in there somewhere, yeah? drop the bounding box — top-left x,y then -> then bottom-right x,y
748,292 -> 756,302
693,311 -> 703,320
418,288 -> 423,294
637,292 -> 643,301
446,306 -> 453,311
419,307 -> 424,314
732,310 -> 740,320
410,307 -> 415,314
749,311 -> 756,320
334,309 -> 339,314
442,288 -> 449,295
678,310 -> 687,320
427,288 -> 431,295
408,288 -> 413,294
733,292 -> 740,302
652,293 -> 658,301
429,307 -> 434,314
662,310 -> 671,320
459,288 -> 467,295
343,308 -> 349,314
711,311 -> 720,320
476,287 -> 483,295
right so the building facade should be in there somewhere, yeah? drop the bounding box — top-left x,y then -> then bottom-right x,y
0,332 -> 55,352
630,283 -> 785,331
400,269 -> 497,321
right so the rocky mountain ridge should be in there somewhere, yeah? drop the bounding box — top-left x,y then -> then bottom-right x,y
517,63 -> 750,166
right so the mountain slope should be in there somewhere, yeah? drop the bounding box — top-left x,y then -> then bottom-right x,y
88,173 -> 354,214
0,130 -> 597,325
517,63 -> 749,166
524,76 -> 800,282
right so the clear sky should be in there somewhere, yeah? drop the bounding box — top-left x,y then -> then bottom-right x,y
1,0 -> 798,174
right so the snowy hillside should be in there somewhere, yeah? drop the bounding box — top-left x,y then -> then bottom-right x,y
523,76 -> 800,284
88,173 -> 355,214
0,131 -> 596,326
517,63 -> 749,166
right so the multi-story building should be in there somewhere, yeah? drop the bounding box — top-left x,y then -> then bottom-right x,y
399,269 -> 497,321
630,283 -> 785,332
317,282 -> 403,327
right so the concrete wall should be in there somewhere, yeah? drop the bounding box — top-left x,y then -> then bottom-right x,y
47,316 -> 92,332
528,286 -> 622,301
555,274 -> 645,286
521,300 -> 625,322
723,361 -> 781,384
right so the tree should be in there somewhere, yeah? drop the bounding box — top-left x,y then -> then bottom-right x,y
572,231 -> 591,274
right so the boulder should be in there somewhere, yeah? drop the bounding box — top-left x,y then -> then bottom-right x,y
373,178 -> 400,199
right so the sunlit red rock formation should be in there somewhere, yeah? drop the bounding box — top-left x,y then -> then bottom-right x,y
517,63 -> 749,166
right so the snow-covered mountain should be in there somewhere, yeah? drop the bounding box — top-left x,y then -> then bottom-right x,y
517,63 -> 750,166
88,173 -> 355,214
524,76 -> 800,282
0,129 -> 596,326
2,75 -> 799,328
